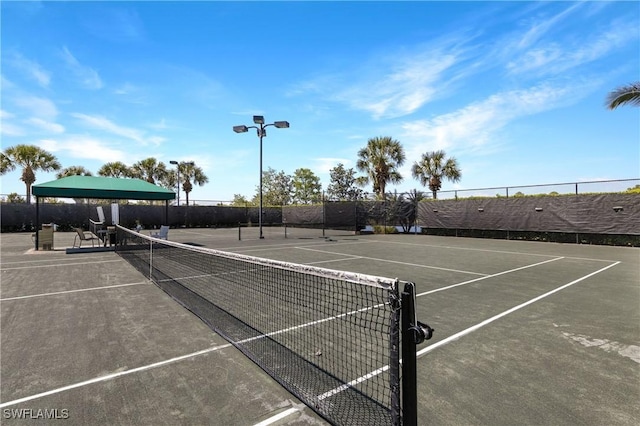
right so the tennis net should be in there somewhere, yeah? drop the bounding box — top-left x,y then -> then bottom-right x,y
115,225 -> 404,425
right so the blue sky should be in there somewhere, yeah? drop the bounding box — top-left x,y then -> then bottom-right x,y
1,1 -> 639,202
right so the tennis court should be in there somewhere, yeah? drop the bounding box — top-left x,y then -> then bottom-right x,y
1,229 -> 638,425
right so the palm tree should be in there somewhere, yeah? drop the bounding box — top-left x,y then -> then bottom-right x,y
130,158 -> 168,185
56,166 -> 93,179
411,150 -> 461,199
179,162 -> 209,206
98,161 -> 131,178
606,82 -> 640,110
56,166 -> 94,204
356,136 -> 406,199
1,144 -> 61,204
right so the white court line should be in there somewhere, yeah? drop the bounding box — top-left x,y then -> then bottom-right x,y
0,281 -> 149,302
416,261 -> 621,357
0,256 -> 110,266
316,260 -> 620,401
229,239 -> 376,254
1,259 -> 122,271
253,408 -> 300,426
368,239 -> 622,263
306,257 -> 364,265
417,257 -> 565,297
0,344 -> 233,408
297,246 -> 488,276
0,253 -> 605,410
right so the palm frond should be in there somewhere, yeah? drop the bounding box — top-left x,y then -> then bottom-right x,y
606,82 -> 640,110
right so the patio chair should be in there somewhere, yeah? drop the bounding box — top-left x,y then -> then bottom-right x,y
150,225 -> 169,240
73,228 -> 100,248
90,206 -> 105,235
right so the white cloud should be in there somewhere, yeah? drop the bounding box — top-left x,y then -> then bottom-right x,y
0,110 -> 24,136
400,82 -> 587,160
1,123 -> 25,137
8,52 -> 50,87
507,20 -> 639,77
71,113 -> 167,147
13,96 -> 58,118
61,46 -> 103,90
291,41 -> 467,120
516,2 -> 584,50
339,51 -> 460,119
1,110 -> 15,120
148,118 -> 168,130
39,136 -> 126,163
313,157 -> 353,174
26,117 -> 65,134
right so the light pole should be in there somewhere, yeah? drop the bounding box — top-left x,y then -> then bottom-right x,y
233,115 -> 289,239
169,160 -> 194,206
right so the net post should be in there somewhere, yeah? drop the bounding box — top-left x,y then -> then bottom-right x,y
322,191 -> 326,237
401,282 -> 418,426
390,280 -> 402,426
149,239 -> 153,280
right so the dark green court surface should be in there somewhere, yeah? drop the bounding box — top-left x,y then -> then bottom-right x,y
1,230 -> 638,425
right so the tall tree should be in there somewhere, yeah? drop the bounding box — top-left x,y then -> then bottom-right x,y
327,163 -> 363,201
411,150 -> 461,199
98,161 -> 131,178
606,82 -> 640,110
291,168 -> 322,204
130,158 -> 168,185
1,144 -> 61,204
178,162 -> 209,206
253,167 -> 293,206
231,194 -> 252,206
356,136 -> 405,199
56,166 -> 93,179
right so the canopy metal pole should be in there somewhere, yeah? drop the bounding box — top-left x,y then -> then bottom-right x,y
35,197 -> 40,251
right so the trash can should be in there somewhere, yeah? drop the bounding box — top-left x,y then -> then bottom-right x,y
107,226 -> 116,246
39,224 -> 54,250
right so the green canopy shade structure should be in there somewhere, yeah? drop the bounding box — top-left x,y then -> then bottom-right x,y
32,175 -> 175,200
32,176 -> 175,250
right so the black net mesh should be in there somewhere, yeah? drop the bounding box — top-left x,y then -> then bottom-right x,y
116,226 -> 401,426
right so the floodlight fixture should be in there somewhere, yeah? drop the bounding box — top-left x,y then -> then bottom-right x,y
274,121 -> 290,129
233,115 -> 289,239
170,160 -> 178,165
613,206 -> 624,212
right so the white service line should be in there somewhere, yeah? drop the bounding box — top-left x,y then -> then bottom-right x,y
0,344 -> 233,408
306,257 -> 365,265
253,407 -> 300,426
297,246 -> 488,276
0,281 -> 149,302
1,259 -> 122,271
231,239 -> 375,254
368,239 -> 622,263
316,260 -> 620,402
417,256 -> 565,297
1,257 -> 109,266
416,261 -> 621,357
